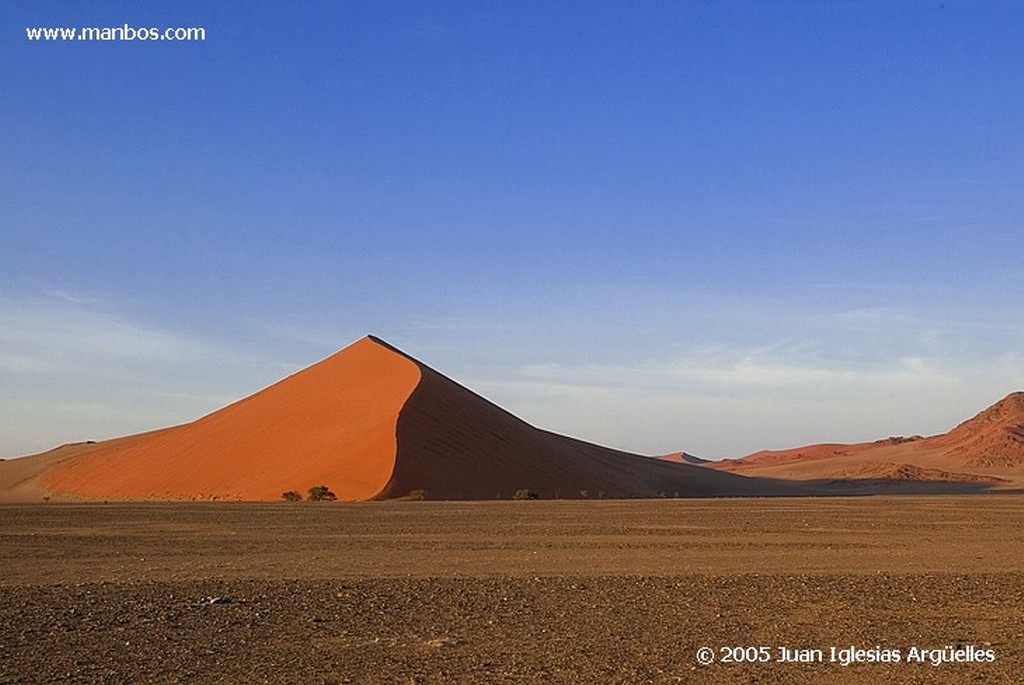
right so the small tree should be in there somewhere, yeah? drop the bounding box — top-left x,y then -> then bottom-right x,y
281,490 -> 303,502
514,488 -> 539,500
307,485 -> 337,502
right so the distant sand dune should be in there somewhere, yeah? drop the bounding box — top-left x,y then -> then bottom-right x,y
708,392 -> 1024,490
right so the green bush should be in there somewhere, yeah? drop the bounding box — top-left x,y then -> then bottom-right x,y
281,490 -> 303,502
514,488 -> 539,500
307,485 -> 337,502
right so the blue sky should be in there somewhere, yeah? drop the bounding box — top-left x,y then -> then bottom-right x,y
2,1 -> 1022,459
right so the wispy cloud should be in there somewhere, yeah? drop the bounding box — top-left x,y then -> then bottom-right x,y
40,289 -> 102,305
0,294 -> 219,374
464,319 -> 1024,459
408,290 -> 1023,459
0,291 -> 279,458
470,357 -> 1018,458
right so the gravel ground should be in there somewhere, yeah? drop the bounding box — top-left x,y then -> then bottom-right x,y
2,499 -> 1023,684
2,575 -> 1022,684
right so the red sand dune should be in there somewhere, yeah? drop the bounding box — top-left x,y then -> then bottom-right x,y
708,392 -> 1024,490
935,391 -> 1024,468
0,336 -> 788,502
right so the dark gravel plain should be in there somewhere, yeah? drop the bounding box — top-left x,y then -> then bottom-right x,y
2,498 -> 1023,684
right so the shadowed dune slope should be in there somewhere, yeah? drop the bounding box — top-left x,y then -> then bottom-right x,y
708,392 -> 1024,489
25,337 -> 422,501
380,358 -> 795,500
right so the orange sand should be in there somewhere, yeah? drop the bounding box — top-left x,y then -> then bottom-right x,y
33,336 -> 421,501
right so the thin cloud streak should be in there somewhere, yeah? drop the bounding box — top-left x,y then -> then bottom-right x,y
0,293 -> 278,458
469,347 -> 1024,459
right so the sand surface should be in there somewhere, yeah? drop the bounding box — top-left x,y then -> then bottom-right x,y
2,497 -> 1022,683
25,337 -> 422,502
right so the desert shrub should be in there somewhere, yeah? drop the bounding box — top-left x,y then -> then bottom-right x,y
281,490 -> 303,502
307,485 -> 337,502
514,488 -> 539,500
406,489 -> 427,501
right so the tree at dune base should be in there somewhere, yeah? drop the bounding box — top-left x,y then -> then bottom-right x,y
307,485 -> 337,502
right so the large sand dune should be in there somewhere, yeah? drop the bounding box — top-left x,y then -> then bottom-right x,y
708,392 -> 1024,490
0,336 -> 787,502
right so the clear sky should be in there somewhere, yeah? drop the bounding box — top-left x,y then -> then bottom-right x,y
2,1 -> 1022,459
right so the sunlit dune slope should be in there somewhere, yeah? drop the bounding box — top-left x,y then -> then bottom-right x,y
29,336 -> 421,501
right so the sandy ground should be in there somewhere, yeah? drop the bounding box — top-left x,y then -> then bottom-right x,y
2,497 -> 1023,683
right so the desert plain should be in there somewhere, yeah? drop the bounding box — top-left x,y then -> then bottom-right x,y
2,496 -> 1023,684
3,338 -> 1023,683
